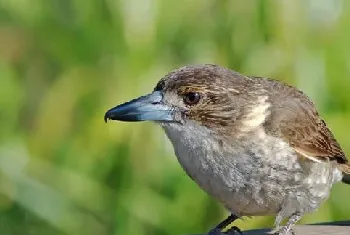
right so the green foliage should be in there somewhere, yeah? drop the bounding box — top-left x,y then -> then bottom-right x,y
0,0 -> 349,234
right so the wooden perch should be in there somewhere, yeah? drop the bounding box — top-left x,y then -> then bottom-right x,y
191,221 -> 350,235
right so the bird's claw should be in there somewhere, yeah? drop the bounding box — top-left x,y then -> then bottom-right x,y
208,214 -> 242,235
208,226 -> 243,235
225,226 -> 243,235
269,227 -> 295,235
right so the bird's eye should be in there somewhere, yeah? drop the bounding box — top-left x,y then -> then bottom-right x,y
183,92 -> 201,106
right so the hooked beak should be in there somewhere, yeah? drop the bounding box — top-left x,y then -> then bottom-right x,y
104,91 -> 175,123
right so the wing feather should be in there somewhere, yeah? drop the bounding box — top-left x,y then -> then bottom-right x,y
259,77 -> 350,173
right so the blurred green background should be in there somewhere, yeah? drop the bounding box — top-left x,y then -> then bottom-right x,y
0,0 -> 350,234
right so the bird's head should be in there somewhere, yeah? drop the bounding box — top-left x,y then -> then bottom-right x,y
105,64 -> 270,139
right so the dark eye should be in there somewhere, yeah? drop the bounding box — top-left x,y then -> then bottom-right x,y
183,92 -> 201,105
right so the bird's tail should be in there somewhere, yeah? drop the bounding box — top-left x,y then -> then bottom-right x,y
342,174 -> 350,185
340,163 -> 350,185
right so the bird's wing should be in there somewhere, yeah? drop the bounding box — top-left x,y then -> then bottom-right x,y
279,114 -> 350,174
263,82 -> 350,174
279,113 -> 345,162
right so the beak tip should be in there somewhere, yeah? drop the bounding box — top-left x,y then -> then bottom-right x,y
104,112 -> 109,123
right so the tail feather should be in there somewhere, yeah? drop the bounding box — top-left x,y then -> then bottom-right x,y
338,162 -> 350,184
339,162 -> 350,184
342,174 -> 350,185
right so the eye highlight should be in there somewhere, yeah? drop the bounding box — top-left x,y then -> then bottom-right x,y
183,92 -> 201,106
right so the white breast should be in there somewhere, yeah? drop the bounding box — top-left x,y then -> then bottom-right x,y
161,121 -> 342,216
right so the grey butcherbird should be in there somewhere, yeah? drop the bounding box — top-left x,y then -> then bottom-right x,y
104,64 -> 350,235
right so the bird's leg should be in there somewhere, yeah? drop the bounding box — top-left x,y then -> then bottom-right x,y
208,214 -> 242,235
269,212 -> 283,234
270,213 -> 302,235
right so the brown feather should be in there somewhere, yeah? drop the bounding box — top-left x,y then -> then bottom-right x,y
158,66 -> 349,173
257,77 -> 349,173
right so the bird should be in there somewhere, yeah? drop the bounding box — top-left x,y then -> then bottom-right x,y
104,64 -> 350,235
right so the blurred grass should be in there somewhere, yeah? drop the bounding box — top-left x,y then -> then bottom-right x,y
0,0 -> 349,235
